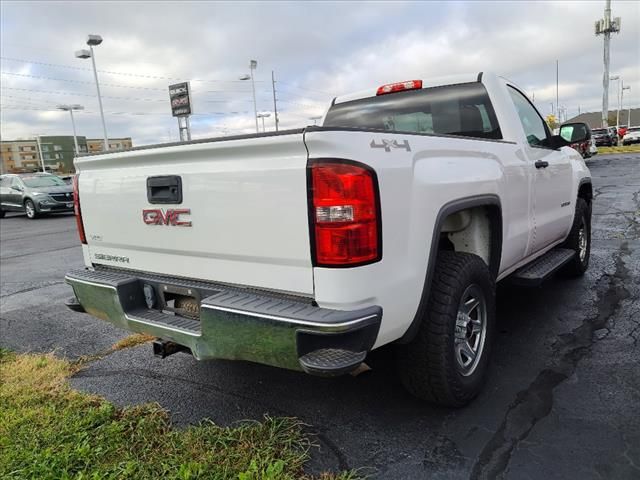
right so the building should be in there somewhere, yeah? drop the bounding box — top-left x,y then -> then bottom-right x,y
86,137 -> 133,153
565,108 -> 640,129
39,135 -> 88,173
1,136 -> 133,174
1,139 -> 43,173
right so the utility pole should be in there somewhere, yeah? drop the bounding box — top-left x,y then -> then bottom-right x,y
556,60 -> 560,120
595,0 -> 621,128
271,70 -> 279,132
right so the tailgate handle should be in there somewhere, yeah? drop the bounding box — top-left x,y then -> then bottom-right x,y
147,176 -> 182,204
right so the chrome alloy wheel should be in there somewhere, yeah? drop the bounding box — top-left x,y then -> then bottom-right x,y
578,222 -> 587,263
454,284 -> 487,377
25,201 -> 35,219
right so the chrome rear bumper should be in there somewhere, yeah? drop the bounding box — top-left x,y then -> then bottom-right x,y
65,267 -> 381,375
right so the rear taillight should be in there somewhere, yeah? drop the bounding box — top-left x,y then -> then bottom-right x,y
309,160 -> 381,267
72,174 -> 87,244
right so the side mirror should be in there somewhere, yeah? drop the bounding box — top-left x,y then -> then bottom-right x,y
11,185 -> 23,192
559,124 -> 589,144
546,135 -> 570,150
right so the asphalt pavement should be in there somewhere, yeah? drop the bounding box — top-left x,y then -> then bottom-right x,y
1,153 -> 639,479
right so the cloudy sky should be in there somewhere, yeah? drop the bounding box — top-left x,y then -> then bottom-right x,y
1,0 -> 638,145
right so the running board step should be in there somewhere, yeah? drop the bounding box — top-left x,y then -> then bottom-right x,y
510,248 -> 575,286
299,349 -> 366,376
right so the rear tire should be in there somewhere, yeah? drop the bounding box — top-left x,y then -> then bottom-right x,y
561,198 -> 590,276
397,251 -> 495,407
24,199 -> 38,219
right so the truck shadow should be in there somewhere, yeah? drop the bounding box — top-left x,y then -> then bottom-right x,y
73,273 -> 590,477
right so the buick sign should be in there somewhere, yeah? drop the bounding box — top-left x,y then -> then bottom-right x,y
168,82 -> 192,117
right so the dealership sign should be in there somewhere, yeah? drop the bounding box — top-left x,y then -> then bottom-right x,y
168,82 -> 192,117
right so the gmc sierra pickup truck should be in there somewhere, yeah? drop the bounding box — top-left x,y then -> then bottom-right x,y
65,72 -> 592,407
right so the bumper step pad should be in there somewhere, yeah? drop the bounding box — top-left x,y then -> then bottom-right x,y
510,248 -> 575,286
299,348 -> 367,376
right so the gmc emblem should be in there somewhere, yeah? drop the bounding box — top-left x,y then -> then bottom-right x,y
142,208 -> 192,227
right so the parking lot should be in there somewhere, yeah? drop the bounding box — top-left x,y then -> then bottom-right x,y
1,152 -> 639,479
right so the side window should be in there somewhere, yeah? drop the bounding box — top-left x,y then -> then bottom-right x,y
11,177 -> 22,189
507,86 -> 549,147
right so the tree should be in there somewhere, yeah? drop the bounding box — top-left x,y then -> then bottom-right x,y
546,114 -> 558,130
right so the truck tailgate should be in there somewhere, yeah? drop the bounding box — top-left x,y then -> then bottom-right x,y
76,131 -> 314,295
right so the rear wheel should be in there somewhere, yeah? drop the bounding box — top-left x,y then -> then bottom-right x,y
397,251 -> 495,407
561,198 -> 590,276
24,199 -> 38,219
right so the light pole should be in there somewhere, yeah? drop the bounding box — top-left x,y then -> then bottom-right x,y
620,85 -> 631,128
75,34 -> 108,151
257,112 -> 271,132
622,85 -> 631,127
35,135 -> 46,172
271,70 -> 279,131
57,104 -> 84,156
610,75 -> 620,130
239,60 -> 259,133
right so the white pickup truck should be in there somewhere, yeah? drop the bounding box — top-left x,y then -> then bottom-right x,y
66,72 -> 592,407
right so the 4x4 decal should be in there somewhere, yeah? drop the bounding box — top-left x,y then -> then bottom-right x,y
370,139 -> 411,152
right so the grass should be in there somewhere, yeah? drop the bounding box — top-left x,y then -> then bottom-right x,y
0,349 -> 360,480
597,144 -> 640,154
110,333 -> 156,351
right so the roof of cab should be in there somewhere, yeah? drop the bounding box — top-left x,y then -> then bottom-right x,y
332,72 -> 485,105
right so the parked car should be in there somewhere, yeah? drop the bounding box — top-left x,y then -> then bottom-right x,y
618,125 -> 628,139
59,174 -> 75,185
0,173 -> 75,219
559,122 -> 592,158
65,72 -> 592,407
589,137 -> 598,156
591,127 -> 617,146
622,126 -> 640,145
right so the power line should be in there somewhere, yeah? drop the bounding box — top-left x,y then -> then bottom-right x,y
277,80 -> 333,97
0,86 -> 261,102
1,71 -> 271,96
0,104 -> 252,116
1,71 -> 167,90
0,56 -> 267,83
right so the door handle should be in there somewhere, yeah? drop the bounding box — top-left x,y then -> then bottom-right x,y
535,160 -> 549,169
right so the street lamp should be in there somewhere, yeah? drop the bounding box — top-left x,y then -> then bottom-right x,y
622,85 -> 631,127
239,59 -> 259,133
57,104 -> 84,156
75,34 -> 108,151
35,135 -> 46,172
256,111 -> 271,132
610,75 -> 621,130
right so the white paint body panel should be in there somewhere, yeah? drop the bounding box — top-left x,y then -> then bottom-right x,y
75,133 -> 314,295
75,72 -> 590,348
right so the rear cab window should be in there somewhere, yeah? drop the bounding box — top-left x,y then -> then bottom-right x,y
323,82 -> 502,140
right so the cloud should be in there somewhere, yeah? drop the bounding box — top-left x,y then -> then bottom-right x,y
1,0 -> 639,145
